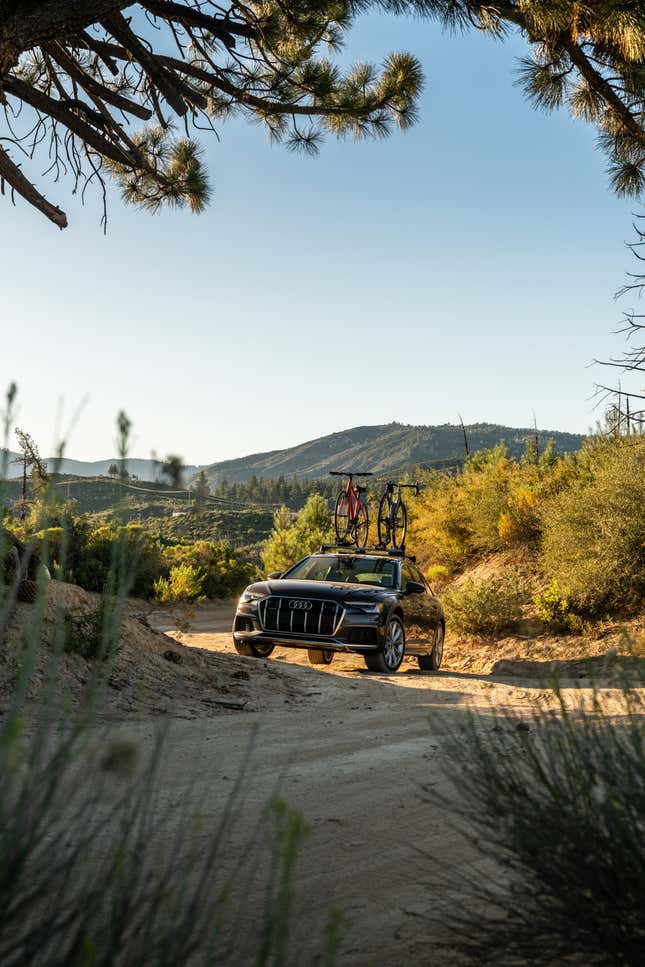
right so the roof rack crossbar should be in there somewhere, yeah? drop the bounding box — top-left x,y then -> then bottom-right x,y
318,543 -> 415,563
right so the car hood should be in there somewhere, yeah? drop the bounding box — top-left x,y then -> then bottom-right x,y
246,580 -> 391,603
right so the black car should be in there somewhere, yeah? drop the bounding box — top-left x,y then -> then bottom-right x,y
232,549 -> 445,674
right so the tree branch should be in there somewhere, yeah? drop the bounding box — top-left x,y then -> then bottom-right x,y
140,1 -> 253,44
102,12 -> 189,116
46,42 -> 153,121
0,143 -> 67,227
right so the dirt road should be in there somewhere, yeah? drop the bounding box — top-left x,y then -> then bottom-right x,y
128,603 -> 639,966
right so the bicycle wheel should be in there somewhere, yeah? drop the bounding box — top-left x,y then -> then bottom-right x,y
391,500 -> 407,548
354,501 -> 370,548
334,491 -> 350,542
377,492 -> 392,547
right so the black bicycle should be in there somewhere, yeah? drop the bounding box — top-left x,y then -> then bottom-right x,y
376,480 -> 420,549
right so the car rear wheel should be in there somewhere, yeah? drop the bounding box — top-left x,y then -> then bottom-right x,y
418,623 -> 444,671
308,648 -> 334,665
233,640 -> 275,659
364,616 -> 405,673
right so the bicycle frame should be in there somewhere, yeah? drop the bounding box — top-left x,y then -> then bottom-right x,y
343,476 -> 364,523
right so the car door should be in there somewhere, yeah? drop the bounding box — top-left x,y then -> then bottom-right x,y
401,562 -> 440,653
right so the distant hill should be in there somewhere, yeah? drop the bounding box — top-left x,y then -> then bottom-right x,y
0,452 -> 205,483
1,422 -> 587,488
201,422 -> 586,485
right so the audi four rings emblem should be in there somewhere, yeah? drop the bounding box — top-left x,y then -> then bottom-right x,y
289,600 -> 312,611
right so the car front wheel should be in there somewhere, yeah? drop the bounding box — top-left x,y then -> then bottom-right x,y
418,623 -> 444,671
234,640 -> 275,659
308,648 -> 334,665
364,616 -> 405,673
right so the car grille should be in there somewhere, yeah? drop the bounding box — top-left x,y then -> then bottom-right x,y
259,597 -> 343,638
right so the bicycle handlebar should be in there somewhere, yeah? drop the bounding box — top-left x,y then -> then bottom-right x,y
383,480 -> 422,494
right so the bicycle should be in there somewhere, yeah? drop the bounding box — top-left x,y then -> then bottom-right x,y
330,470 -> 373,548
376,480 -> 421,549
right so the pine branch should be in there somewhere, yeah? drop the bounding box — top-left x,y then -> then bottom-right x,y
102,12 -> 189,116
0,144 -> 67,227
140,1 -> 252,45
45,42 -> 153,121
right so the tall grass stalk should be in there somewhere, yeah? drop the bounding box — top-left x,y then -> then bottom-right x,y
1,386 -> 328,966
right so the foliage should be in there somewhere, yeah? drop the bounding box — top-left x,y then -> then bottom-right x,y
409,440 -> 569,572
212,474 -> 337,509
434,682 -> 645,966
539,437 -> 645,615
0,395 -> 331,967
262,494 -> 333,575
162,541 -> 256,598
0,1 -> 424,227
442,571 -> 525,637
63,594 -> 122,660
154,562 -> 205,629
0,591 -> 325,966
533,580 -> 583,634
160,454 -> 185,489
191,470 -> 210,510
2,2 -> 644,227
154,562 -> 205,606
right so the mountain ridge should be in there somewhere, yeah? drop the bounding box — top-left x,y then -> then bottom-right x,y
201,421 -> 586,485
1,422 -> 587,485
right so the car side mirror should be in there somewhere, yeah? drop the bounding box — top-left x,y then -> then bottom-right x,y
405,580 -> 425,596
267,571 -> 282,580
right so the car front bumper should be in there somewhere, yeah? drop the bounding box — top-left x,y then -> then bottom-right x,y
232,601 -> 385,654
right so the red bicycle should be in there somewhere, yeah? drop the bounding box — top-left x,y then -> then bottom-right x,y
330,470 -> 372,548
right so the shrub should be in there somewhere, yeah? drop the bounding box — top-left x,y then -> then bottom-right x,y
262,494 -> 333,575
442,571 -> 525,636
161,540 -> 255,598
63,594 -> 122,660
432,684 -> 645,965
539,437 -> 645,615
533,579 -> 583,633
154,563 -> 205,605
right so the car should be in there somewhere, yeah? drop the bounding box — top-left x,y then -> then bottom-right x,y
232,548 -> 445,674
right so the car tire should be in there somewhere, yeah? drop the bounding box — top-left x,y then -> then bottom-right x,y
307,648 -> 334,665
418,623 -> 444,671
233,640 -> 275,659
364,616 -> 405,673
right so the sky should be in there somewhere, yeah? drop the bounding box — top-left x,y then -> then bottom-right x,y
0,12 -> 638,464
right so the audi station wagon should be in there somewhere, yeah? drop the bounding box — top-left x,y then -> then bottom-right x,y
232,550 -> 445,674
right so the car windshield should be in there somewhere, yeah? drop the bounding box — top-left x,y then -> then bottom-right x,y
283,555 -> 398,589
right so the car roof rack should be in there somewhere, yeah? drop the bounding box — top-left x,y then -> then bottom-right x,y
319,544 -> 416,563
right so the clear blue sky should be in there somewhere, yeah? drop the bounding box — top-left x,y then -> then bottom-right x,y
0,13 -> 637,464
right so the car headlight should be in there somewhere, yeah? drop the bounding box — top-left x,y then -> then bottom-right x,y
240,589 -> 264,603
345,600 -> 381,612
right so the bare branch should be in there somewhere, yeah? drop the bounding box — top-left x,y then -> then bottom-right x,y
0,143 -> 66,227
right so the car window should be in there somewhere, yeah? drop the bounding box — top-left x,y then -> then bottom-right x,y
410,564 -> 427,589
401,562 -> 414,589
283,555 -> 397,588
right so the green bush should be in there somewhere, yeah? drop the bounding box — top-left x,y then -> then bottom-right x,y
442,571 -> 525,636
262,494 -> 333,575
154,563 -> 205,605
161,540 -> 255,598
533,579 -> 583,633
63,594 -> 122,660
539,437 -> 645,615
433,683 -> 645,965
